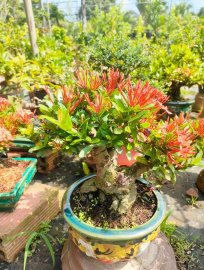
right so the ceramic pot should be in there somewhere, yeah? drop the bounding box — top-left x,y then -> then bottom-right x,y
192,93 -> 204,112
63,175 -> 166,263
166,100 -> 194,115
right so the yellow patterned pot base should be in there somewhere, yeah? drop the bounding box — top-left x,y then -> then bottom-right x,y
69,226 -> 160,263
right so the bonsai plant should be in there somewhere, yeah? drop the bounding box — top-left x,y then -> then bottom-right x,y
31,69 -> 204,263
0,97 -> 37,209
150,43 -> 201,114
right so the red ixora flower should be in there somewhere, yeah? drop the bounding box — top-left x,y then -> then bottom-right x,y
85,93 -> 104,113
102,68 -> 125,95
60,86 -> 74,104
75,70 -> 102,91
70,94 -> 84,114
15,109 -> 34,124
161,114 -> 195,166
195,119 -> 204,139
118,80 -> 170,113
0,126 -> 13,145
0,97 -> 10,111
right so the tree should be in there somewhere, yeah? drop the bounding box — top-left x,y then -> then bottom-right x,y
198,7 -> 204,18
0,0 -> 26,23
173,2 -> 192,16
123,10 -> 138,28
136,0 -> 167,33
49,3 -> 65,27
78,0 -> 116,20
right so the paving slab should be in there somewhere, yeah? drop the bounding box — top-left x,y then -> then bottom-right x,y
0,183 -> 60,262
161,166 -> 204,238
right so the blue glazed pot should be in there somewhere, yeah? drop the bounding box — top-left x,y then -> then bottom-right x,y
0,157 -> 37,210
11,136 -> 35,150
166,100 -> 194,115
63,174 -> 166,263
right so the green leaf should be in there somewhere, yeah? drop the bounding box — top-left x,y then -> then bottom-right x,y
40,108 -> 72,132
82,162 -> 90,175
113,128 -> 123,134
112,95 -> 127,112
127,143 -> 133,151
114,140 -> 124,147
39,104 -> 51,115
125,126 -> 131,133
79,145 -> 94,158
40,115 -> 61,127
115,147 -> 123,154
39,233 -> 55,266
105,135 -> 112,140
57,104 -> 72,131
129,111 -> 147,122
70,139 -> 84,146
140,122 -> 150,128
191,150 -> 203,165
23,232 -> 38,270
29,144 -> 46,152
126,151 -> 132,161
136,156 -> 148,165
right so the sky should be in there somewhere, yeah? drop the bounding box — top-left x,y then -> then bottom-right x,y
49,0 -> 204,20
117,0 -> 204,14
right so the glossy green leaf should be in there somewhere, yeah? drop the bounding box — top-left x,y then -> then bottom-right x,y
79,145 -> 94,158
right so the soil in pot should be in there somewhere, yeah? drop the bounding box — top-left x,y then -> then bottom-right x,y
0,159 -> 30,193
71,179 -> 157,229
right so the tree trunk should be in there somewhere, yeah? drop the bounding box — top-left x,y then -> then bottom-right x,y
23,0 -> 39,56
198,85 -> 204,94
169,81 -> 182,101
81,146 -> 137,215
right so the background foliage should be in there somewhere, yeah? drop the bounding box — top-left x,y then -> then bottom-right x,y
0,1 -> 203,100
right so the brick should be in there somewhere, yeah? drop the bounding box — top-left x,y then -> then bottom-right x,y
37,152 -> 60,173
0,183 -> 60,262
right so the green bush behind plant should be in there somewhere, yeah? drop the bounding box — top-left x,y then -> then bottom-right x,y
0,6 -> 203,99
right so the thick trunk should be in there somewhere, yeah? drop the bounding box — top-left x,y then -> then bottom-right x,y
169,81 -> 182,101
81,146 -> 137,215
198,85 -> 204,94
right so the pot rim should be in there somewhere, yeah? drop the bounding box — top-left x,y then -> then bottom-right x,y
63,174 -> 166,241
166,100 -> 194,105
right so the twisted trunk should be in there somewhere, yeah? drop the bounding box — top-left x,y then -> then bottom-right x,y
81,146 -> 137,215
169,81 -> 182,101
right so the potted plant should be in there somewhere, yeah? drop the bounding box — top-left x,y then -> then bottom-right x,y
192,63 -> 204,114
0,97 -> 37,209
32,69 -> 204,263
150,44 -> 201,114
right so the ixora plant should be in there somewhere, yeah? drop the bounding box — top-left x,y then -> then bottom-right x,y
0,97 -> 34,153
0,97 -> 37,209
32,69 -> 204,263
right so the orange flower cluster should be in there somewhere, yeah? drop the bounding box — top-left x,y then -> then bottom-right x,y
0,98 -> 34,151
160,114 -> 195,166
0,97 -> 10,111
195,119 -> 204,139
119,80 -> 169,112
85,93 -> 104,114
102,68 -> 124,95
75,70 -> 102,91
0,127 -> 13,148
